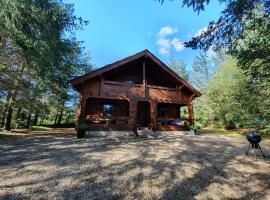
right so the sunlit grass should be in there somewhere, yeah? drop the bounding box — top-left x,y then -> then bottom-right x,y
198,127 -> 248,138
31,126 -> 52,131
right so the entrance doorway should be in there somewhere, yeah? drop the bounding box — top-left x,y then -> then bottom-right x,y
136,101 -> 150,127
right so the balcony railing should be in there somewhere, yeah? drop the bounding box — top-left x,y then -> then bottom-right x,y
101,80 -> 181,102
85,115 -> 129,125
157,117 -> 192,125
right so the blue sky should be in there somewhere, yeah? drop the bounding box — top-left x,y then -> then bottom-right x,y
65,0 -> 225,70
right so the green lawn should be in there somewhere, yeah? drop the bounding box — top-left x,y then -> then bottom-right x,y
199,127 -> 270,139
199,127 -> 250,138
30,126 -> 52,131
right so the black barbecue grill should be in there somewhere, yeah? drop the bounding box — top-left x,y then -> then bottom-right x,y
246,132 -> 265,158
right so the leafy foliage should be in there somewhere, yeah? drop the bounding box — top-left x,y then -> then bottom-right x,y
193,55 -> 267,130
159,0 -> 270,132
0,0 -> 92,130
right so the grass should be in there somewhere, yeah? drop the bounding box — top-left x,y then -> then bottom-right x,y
30,125 -> 52,131
199,127 -> 270,139
199,127 -> 250,138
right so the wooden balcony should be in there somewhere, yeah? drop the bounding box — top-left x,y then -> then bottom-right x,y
98,80 -> 187,103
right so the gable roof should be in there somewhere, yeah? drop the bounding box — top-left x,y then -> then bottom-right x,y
71,49 -> 201,97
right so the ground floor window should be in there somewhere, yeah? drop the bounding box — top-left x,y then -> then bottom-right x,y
85,98 -> 129,125
102,103 -> 115,116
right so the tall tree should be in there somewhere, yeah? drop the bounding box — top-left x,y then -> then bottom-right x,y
0,0 -> 90,130
168,56 -> 190,82
191,51 -> 216,90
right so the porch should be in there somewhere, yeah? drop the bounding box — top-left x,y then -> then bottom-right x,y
81,97 -> 194,132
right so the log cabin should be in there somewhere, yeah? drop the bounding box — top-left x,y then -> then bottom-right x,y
71,49 -> 201,133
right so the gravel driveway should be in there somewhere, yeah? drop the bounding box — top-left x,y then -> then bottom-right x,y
0,129 -> 269,200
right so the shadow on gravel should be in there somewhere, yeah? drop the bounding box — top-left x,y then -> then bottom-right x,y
0,129 -> 269,199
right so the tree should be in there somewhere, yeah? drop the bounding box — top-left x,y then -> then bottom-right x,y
193,56 -> 255,129
191,51 -> 220,90
0,0 -> 91,130
168,56 -> 190,82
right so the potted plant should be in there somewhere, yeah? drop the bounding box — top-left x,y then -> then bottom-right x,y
188,124 -> 200,135
76,123 -> 88,138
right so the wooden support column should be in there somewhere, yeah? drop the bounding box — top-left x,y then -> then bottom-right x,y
187,102 -> 194,125
129,101 -> 138,134
149,100 -> 157,131
143,57 -> 149,99
143,59 -> 146,86
188,94 -> 196,124
77,93 -> 87,124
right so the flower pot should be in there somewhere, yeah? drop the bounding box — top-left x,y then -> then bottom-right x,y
77,130 -> 86,138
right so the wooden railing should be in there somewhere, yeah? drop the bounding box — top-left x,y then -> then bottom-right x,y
101,80 -> 182,102
85,115 -> 129,125
86,115 -> 128,120
157,117 -> 191,124
103,80 -> 141,87
148,85 -> 177,91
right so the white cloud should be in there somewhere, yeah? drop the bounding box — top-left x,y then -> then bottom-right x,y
155,25 -> 185,55
195,26 -> 208,37
156,38 -> 171,49
159,47 -> 170,55
171,37 -> 185,52
158,26 -> 178,37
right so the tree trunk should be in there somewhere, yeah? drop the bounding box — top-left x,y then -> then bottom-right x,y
0,92 -> 11,128
26,112 -> 31,129
66,115 -> 70,125
54,113 -> 58,126
33,110 -> 39,126
5,90 -> 18,130
57,110 -> 63,127
40,113 -> 46,124
16,107 -> 22,119
4,64 -> 25,131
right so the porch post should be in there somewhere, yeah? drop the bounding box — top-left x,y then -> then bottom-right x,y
188,100 -> 194,125
129,101 -> 137,133
149,100 -> 157,131
77,94 -> 86,124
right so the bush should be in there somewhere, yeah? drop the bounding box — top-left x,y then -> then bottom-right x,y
188,124 -> 201,130
76,123 -> 88,131
259,128 -> 270,136
224,121 -> 236,130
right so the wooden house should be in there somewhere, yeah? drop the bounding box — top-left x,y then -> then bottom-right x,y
71,50 -> 201,132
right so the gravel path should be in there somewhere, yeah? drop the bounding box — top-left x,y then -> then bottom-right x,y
0,129 -> 269,200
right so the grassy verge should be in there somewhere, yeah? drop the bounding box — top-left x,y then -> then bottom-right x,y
198,127 -> 248,138
31,126 -> 52,131
199,127 -> 270,138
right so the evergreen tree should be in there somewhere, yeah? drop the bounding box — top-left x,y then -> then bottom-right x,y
168,56 -> 190,82
0,0 -> 92,130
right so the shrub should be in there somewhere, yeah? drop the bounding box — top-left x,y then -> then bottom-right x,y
188,124 -> 201,130
76,123 -> 88,131
259,128 -> 270,136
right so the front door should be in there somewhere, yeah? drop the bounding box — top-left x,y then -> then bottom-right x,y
136,101 -> 150,127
